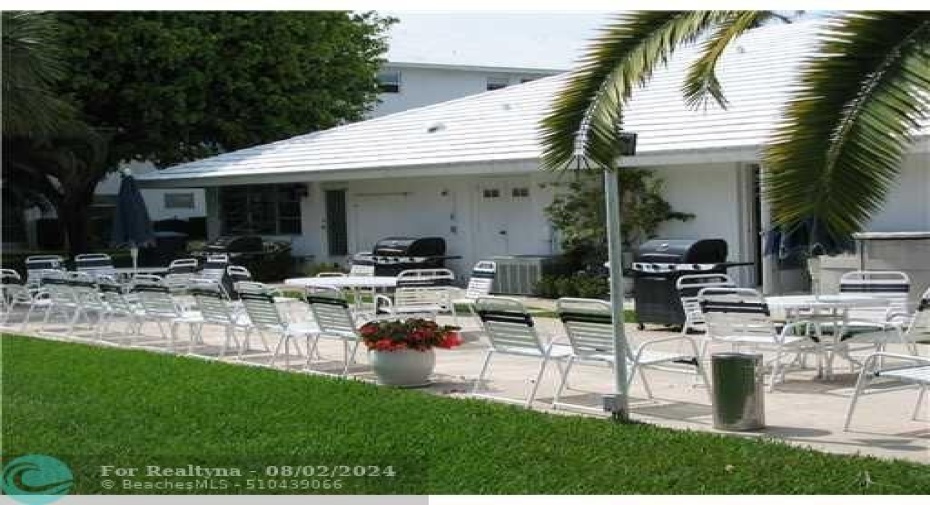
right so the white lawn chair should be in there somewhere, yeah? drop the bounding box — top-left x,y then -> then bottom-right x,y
839,270 -> 911,325
305,287 -> 368,376
552,298 -> 709,411
348,253 -> 375,277
472,297 -> 571,407
0,269 -> 52,331
676,273 -> 735,337
450,260 -> 497,326
316,272 -> 347,278
67,272 -> 110,337
24,255 -> 64,289
844,352 -> 930,431
698,287 -> 812,391
97,277 -> 145,342
237,281 -> 317,367
131,275 -> 201,351
839,286 -> 930,359
188,279 -> 250,357
37,271 -> 82,334
74,253 -> 117,280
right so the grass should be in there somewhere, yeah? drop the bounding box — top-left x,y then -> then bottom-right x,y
3,334 -> 928,494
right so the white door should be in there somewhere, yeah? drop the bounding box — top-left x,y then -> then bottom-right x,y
472,179 -> 552,258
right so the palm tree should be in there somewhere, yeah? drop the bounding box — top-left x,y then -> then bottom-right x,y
541,11 -> 930,246
1,11 -> 76,137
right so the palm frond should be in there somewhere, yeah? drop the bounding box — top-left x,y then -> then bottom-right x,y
683,11 -> 777,110
763,11 -> 930,241
540,11 -> 732,171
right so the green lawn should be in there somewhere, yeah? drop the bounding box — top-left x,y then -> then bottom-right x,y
3,334 -> 928,494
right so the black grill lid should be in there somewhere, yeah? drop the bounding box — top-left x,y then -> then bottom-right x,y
635,239 -> 727,264
205,235 -> 263,253
373,237 -> 446,257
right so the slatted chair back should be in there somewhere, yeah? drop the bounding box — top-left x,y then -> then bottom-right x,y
475,297 -> 545,354
237,282 -> 285,330
68,272 -> 106,312
464,261 -> 497,299
393,286 -> 452,313
396,268 -> 456,288
1,269 -> 30,307
307,287 -> 356,336
98,277 -> 135,314
190,279 -> 233,324
907,287 -> 930,342
348,253 -> 375,277
74,253 -> 116,279
200,254 -> 230,281
25,255 -> 64,287
698,287 -> 779,341
168,258 -> 200,275
132,275 -> 180,318
315,272 -> 347,278
676,273 -> 735,327
41,270 -> 77,306
556,297 -> 625,359
839,270 -> 911,320
225,265 -> 252,298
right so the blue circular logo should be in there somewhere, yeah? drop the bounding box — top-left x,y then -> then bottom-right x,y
1,455 -> 73,504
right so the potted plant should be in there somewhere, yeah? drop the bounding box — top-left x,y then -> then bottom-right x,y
359,318 -> 462,387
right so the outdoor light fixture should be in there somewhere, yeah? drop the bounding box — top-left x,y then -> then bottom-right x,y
618,131 -> 638,157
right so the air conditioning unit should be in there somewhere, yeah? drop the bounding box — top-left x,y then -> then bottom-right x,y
491,255 -> 562,295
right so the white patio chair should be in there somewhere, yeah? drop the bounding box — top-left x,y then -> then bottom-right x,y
839,270 -> 911,325
676,273 -> 734,337
237,281 -> 317,367
316,272 -> 347,278
305,287 -> 368,376
552,298 -> 709,411
472,297 -> 571,407
450,260 -> 497,326
375,286 -> 452,319
188,279 -> 250,357
74,253 -> 117,280
67,272 -> 110,337
24,255 -> 65,290
844,352 -> 930,431
37,271 -> 83,334
0,269 -> 52,331
838,286 -> 930,359
698,287 -> 812,391
97,277 -> 145,342
131,275 -> 201,351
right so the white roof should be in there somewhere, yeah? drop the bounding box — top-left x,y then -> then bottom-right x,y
385,11 -> 611,71
140,21 -> 925,187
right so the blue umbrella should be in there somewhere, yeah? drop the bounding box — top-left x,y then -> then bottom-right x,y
111,169 -> 155,273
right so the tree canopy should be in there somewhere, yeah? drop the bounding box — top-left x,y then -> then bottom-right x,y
56,11 -> 393,168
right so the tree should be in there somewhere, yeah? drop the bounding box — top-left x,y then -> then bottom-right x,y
8,11 -> 393,254
540,11 -> 930,248
1,11 -> 77,137
545,170 -> 692,271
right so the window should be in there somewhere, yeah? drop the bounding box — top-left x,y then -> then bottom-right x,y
164,192 -> 195,209
482,189 -> 501,198
219,184 -> 302,235
377,69 -> 401,93
486,76 -> 509,91
511,187 -> 530,198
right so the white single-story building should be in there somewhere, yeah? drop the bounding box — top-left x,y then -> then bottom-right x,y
137,21 -> 930,292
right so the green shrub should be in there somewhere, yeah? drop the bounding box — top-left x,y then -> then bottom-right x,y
535,274 -> 609,299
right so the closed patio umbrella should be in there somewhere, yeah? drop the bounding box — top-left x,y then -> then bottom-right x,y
111,169 -> 155,273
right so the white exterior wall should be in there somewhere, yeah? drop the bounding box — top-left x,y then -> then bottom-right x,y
370,65 -> 554,118
307,171 -> 560,276
863,153 -> 930,232
97,161 -> 207,221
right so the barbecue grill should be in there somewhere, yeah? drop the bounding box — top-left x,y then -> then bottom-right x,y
368,236 -> 458,277
631,238 -> 747,328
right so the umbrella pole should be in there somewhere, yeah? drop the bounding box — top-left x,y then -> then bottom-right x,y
131,246 -> 139,276
604,169 -> 631,423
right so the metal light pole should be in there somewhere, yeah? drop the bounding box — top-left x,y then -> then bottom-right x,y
603,132 -> 637,423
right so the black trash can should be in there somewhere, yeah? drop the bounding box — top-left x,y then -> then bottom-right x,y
711,352 -> 765,431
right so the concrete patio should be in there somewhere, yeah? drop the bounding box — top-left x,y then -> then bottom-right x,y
5,302 -> 928,465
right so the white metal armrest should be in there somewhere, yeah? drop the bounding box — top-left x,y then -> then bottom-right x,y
632,335 -> 701,361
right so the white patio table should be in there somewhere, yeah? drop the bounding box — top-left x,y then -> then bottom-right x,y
284,276 -> 398,313
765,293 -> 891,378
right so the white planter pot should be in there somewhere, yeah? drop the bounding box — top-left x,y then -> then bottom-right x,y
369,348 -> 436,387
